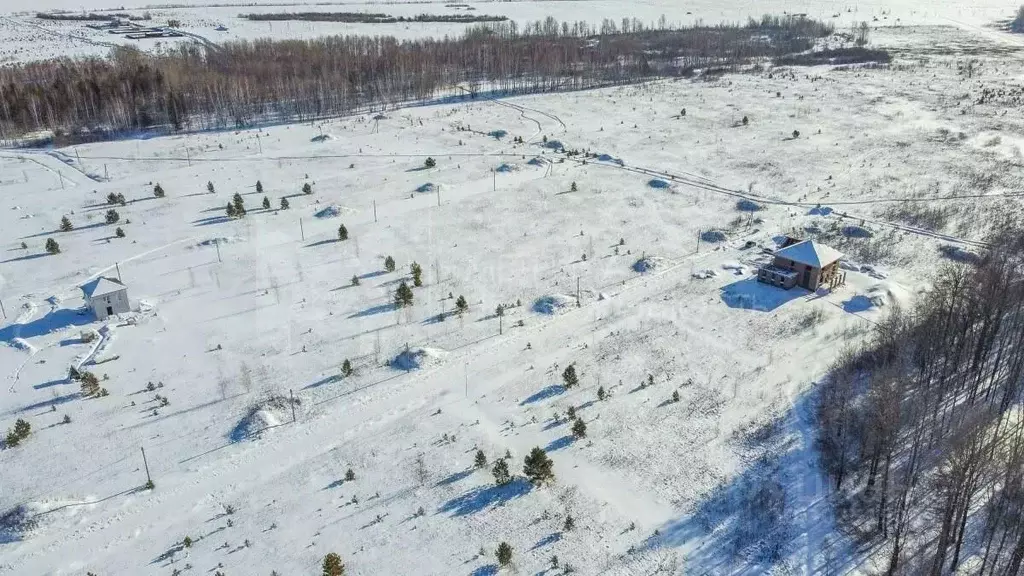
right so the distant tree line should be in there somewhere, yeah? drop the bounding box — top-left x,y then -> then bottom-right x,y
36,11 -> 150,21
0,15 -> 835,143
240,12 -> 509,24
817,228 -> 1024,575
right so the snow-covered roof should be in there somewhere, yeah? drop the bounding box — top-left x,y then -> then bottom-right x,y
774,240 -> 843,268
81,276 -> 126,299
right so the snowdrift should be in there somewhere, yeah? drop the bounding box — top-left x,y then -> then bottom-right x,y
391,347 -> 447,371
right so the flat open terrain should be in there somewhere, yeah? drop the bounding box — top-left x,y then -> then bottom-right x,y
2,20 -> 1024,576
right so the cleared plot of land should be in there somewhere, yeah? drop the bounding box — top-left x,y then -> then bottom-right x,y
1,22 -> 1023,576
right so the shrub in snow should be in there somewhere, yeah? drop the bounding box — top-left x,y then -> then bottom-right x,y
226,202 -> 236,218
338,224 -> 348,241
322,552 -> 345,576
475,449 -> 487,468
570,181 -> 578,192
455,295 -> 468,315
262,196 -> 270,209
672,390 -> 680,403
424,157 -> 436,168
232,193 -> 245,216
394,281 -> 414,308
154,183 -> 165,197
597,386 -> 606,401
566,405 -> 577,420
183,536 -> 193,548
571,418 -> 586,439
792,130 -> 800,139
563,515 -> 575,532
342,359 -> 353,377
115,227 -> 125,238
742,115 -> 749,125
700,230 -> 727,243
351,275 -> 359,286
105,209 -> 120,224
736,199 -> 763,212
497,542 -> 513,566
207,181 -> 215,194
523,447 -> 554,485
256,180 -> 263,193
345,468 -> 355,481
62,414 -> 71,424
562,365 -> 579,389
280,197 -> 290,210
60,216 -> 73,232
384,255 -> 396,272
410,262 -> 423,287
303,182 -> 312,195
492,458 -> 511,485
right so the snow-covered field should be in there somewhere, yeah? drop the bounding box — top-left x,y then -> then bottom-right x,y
1,0 -> 1020,64
3,15 -> 1024,576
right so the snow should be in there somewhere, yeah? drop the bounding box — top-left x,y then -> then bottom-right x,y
1,17 -> 1021,576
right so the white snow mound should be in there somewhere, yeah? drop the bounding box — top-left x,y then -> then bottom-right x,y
231,396 -> 294,441
314,205 -> 355,219
392,347 -> 447,371
533,294 -> 576,314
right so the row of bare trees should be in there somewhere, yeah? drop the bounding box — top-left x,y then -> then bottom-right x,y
0,15 -> 833,144
818,230 -> 1024,575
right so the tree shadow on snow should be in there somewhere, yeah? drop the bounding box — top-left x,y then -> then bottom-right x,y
305,239 -> 340,248
436,468 -> 475,487
191,215 -> 232,227
641,392 -> 855,575
18,392 -> 80,414
438,478 -> 532,517
530,532 -> 561,551
0,252 -> 50,264
348,302 -> 397,319
0,307 -> 92,342
470,565 -> 498,576
544,435 -> 574,452
358,270 -> 388,280
719,278 -> 807,312
519,384 -> 565,406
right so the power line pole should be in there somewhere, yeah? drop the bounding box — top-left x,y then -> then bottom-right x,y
58,172 -> 65,190
115,262 -> 122,282
299,218 -> 305,241
215,241 -> 222,263
492,168 -> 496,191
696,230 -> 701,254
373,200 -> 378,223
289,389 -> 296,423
256,133 -> 262,155
185,147 -> 191,167
0,299 -> 6,319
576,277 -> 581,307
436,184 -> 441,207
140,447 -> 152,488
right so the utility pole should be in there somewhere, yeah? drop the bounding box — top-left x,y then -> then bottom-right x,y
115,262 -> 122,282
576,277 -> 581,307
75,147 -> 82,166
373,200 -> 378,223
696,230 -> 701,254
140,447 -> 152,488
492,169 -> 496,191
58,172 -> 65,190
0,299 -> 6,319
104,164 -> 108,180
185,147 -> 191,167
436,184 -> 441,207
499,311 -> 503,335
289,389 -> 296,422
299,218 -> 305,241
256,133 -> 262,155
215,241 -> 222,263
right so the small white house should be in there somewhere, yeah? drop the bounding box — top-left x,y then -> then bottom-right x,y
81,276 -> 130,320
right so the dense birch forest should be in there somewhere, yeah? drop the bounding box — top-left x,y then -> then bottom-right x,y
818,229 -> 1024,575
0,15 -> 835,143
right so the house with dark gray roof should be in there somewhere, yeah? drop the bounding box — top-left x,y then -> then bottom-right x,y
757,240 -> 843,291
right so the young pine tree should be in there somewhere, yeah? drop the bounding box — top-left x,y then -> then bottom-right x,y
384,256 -> 396,272
13,419 -> 30,440
572,418 -> 587,439
424,157 -> 436,168
455,295 -> 468,315
492,458 -> 511,485
154,183 -> 165,197
226,202 -> 237,218
105,209 -> 119,224
496,542 -> 513,567
80,371 -> 100,396
280,197 -> 290,210
672,389 -> 680,403
322,552 -> 345,576
45,238 -> 60,254
341,359 -> 353,377
262,196 -> 270,210
207,181 -> 215,194
302,182 -> 312,195
474,449 -> 487,468
255,180 -> 263,193
351,275 -> 360,286
570,181 -> 578,192
563,515 -> 575,532
523,447 -> 554,485
410,262 -> 423,287
232,193 -> 245,216
345,468 -> 356,481
115,227 -> 125,238
338,224 -> 348,241
60,216 -> 73,232
5,429 -> 21,447
394,281 -> 414,308
562,365 -> 579,389
597,386 -> 606,401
